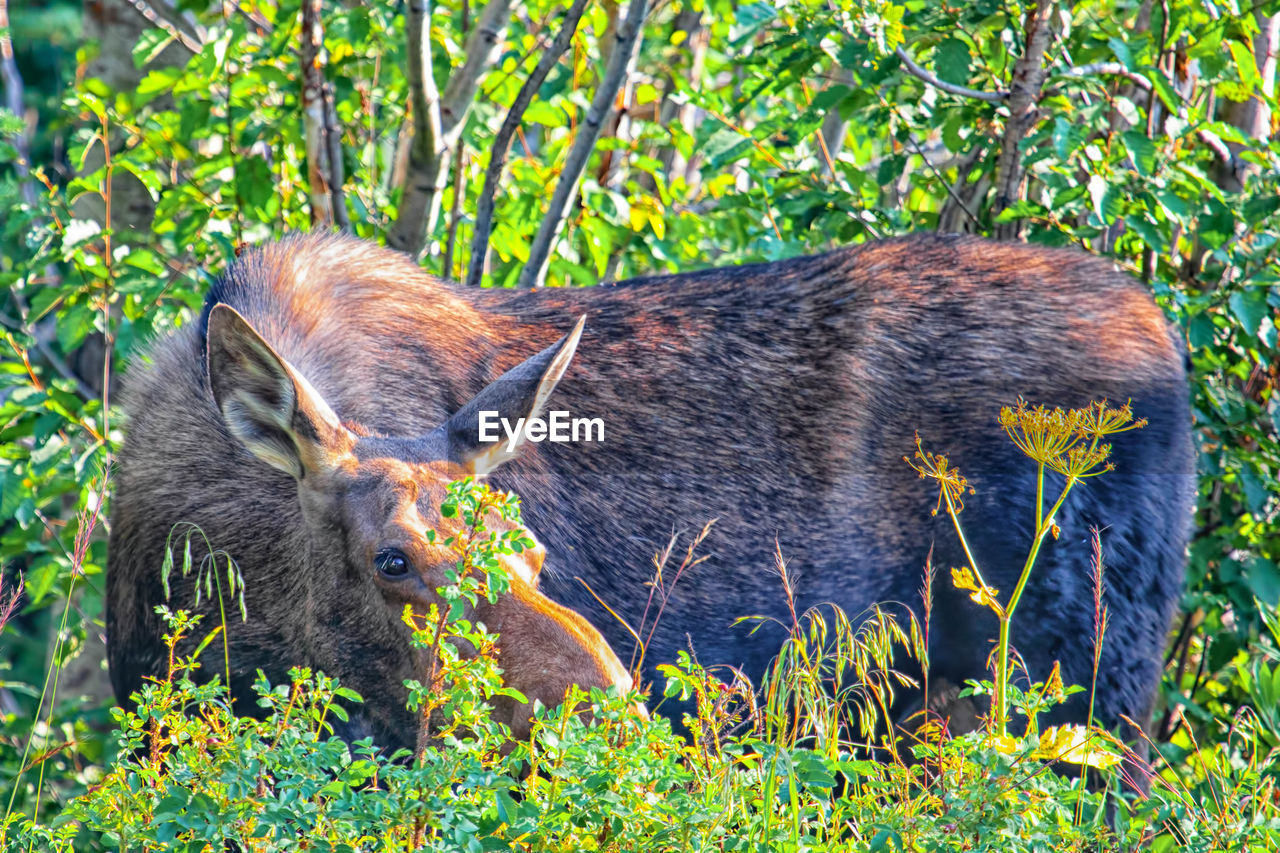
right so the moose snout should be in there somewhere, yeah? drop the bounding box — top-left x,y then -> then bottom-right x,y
485,586 -> 643,742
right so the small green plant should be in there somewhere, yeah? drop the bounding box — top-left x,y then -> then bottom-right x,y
398,476 -> 540,821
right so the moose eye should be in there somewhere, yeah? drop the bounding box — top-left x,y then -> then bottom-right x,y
374,548 -> 410,579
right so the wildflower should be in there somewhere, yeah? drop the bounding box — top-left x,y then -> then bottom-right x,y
1043,660 -> 1067,704
1075,398 -> 1147,440
905,433 -> 975,515
998,399 -> 1082,466
1046,441 -> 1114,479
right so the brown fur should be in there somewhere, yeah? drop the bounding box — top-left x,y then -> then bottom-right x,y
108,232 -> 1194,751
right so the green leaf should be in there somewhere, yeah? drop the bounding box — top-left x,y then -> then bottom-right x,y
1052,116 -> 1086,160
132,28 -> 176,68
1121,131 -> 1158,177
1199,197 -> 1234,249
731,2 -> 778,46
934,38 -> 971,86
1229,288 -> 1269,338
1125,214 -> 1167,253
1243,194 -> 1280,224
1108,37 -> 1134,71
118,161 -> 162,202
1246,557 -> 1280,607
1087,174 -> 1121,224
1228,39 -> 1261,90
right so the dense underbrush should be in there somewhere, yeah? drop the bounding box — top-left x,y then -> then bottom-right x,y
5,430 -> 1280,851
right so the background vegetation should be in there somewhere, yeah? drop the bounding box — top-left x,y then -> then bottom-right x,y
0,0 -> 1277,847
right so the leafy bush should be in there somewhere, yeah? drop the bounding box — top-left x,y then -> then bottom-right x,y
4,447 -> 1279,851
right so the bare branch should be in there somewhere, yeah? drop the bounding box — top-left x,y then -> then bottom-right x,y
440,0 -> 513,142
323,84 -> 351,232
819,65 -> 855,177
992,0 -> 1055,240
389,0 -> 514,258
519,0 -> 650,289
300,0 -> 348,230
1057,61 -> 1152,90
1198,127 -> 1232,163
466,0 -> 591,288
124,0 -> 204,55
441,147 -> 466,279
894,45 -> 1007,102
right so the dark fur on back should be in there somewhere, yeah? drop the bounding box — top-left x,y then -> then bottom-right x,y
108,232 -> 1194,745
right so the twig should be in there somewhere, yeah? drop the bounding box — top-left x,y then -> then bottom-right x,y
1056,54 -> 1233,166
465,0 -> 591,288
992,0 -> 1055,240
894,45 -> 1007,102
124,0 -> 203,55
441,146 -> 466,279
389,0 -> 514,258
0,317 -> 97,402
1058,61 -> 1152,90
518,0 -> 650,289
322,83 -> 350,231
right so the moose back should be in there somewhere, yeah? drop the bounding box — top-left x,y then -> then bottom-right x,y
107,232 -> 1194,751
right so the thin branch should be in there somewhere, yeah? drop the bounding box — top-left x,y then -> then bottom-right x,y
1055,53 -> 1235,167
1197,127 -> 1232,163
518,0 -> 650,289
819,66 -> 854,174
992,0 -> 1055,240
124,0 -> 204,55
894,45 -> 1007,102
231,1 -> 272,35
641,6 -> 704,193
441,146 -> 466,279
389,0 -> 514,258
439,0 -> 513,141
833,11 -> 1009,104
465,0 -> 591,288
0,313 -> 97,402
1058,61 -> 1152,90
322,84 -> 351,232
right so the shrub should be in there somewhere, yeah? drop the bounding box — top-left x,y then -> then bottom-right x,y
3,469 -> 1278,851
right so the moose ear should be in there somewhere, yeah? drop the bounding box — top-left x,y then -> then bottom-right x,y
206,304 -> 350,479
443,316 -> 586,477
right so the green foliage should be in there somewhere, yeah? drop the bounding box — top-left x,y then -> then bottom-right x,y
0,480 -> 1275,850
2,0 -> 1279,846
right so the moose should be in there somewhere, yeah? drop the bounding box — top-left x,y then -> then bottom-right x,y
107,232 -> 1194,753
